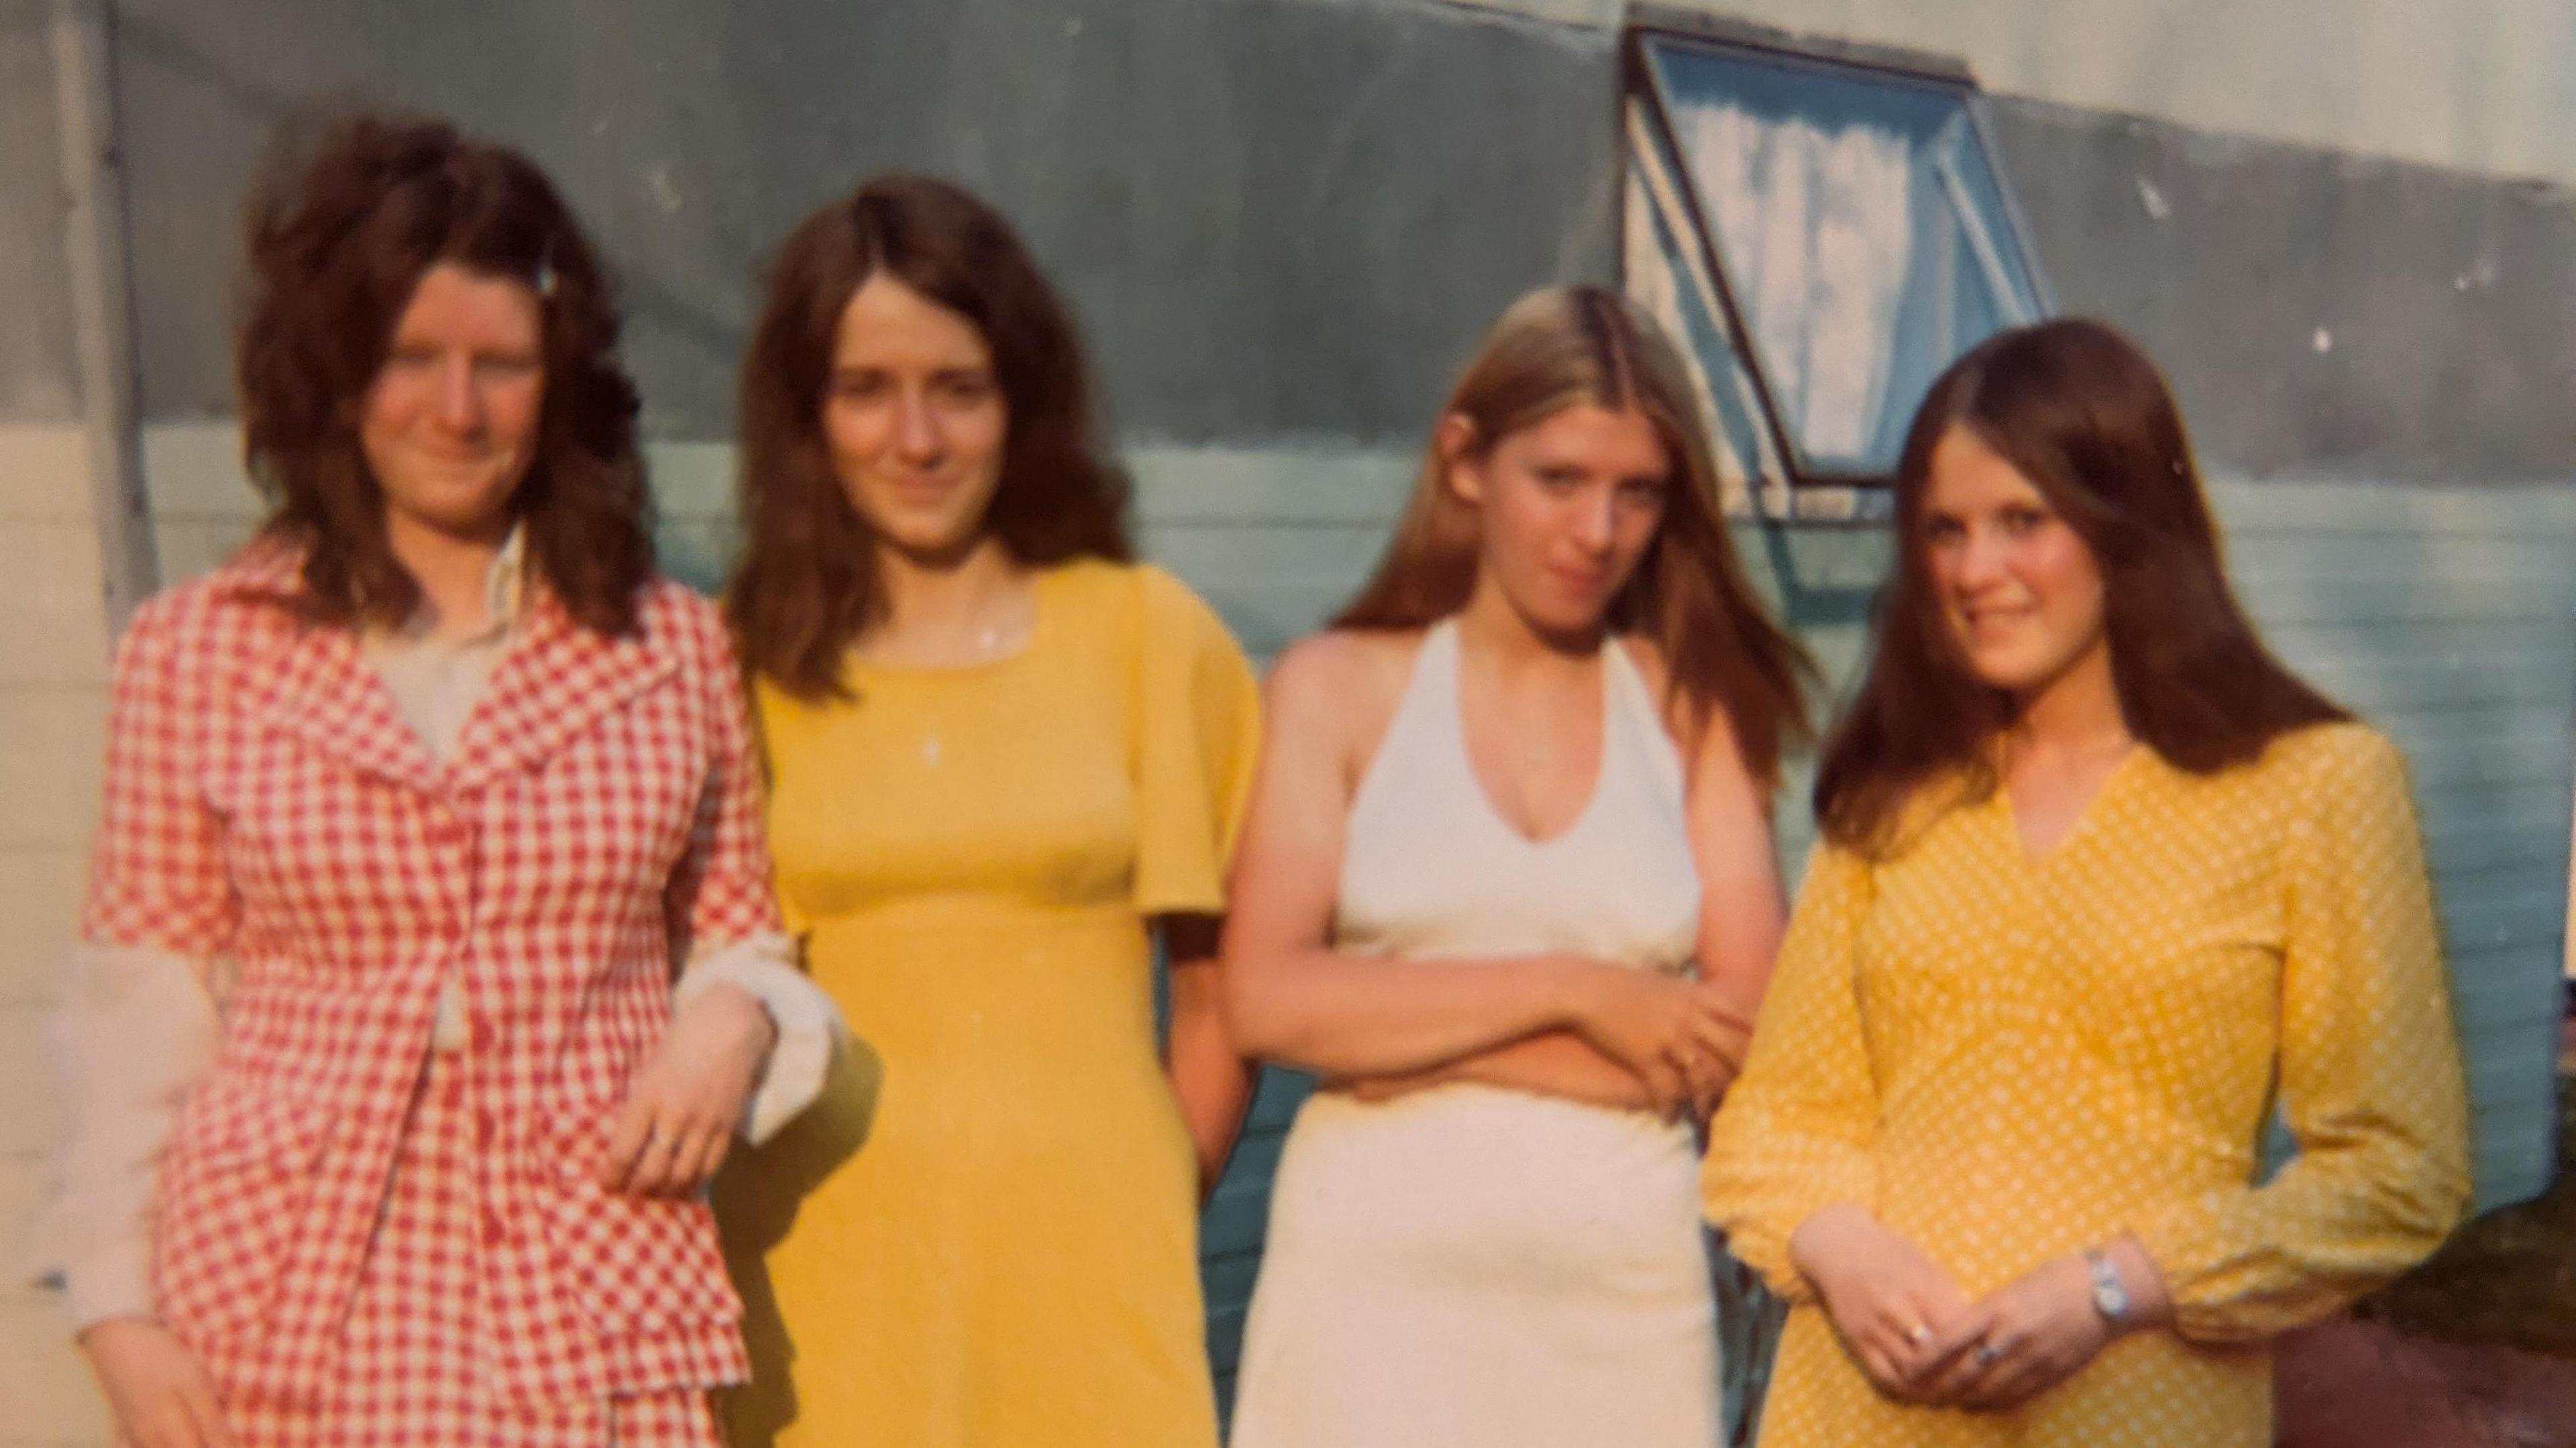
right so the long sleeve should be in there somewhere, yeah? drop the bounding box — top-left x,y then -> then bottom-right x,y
28,946 -> 223,1328
1701,842 -> 1882,1304
664,616 -> 789,958
32,597 -> 239,1328
2131,729 -> 2472,1345
673,934 -> 848,1145
661,610 -> 841,1141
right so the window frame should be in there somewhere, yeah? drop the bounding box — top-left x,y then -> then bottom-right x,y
1617,11 -> 2057,520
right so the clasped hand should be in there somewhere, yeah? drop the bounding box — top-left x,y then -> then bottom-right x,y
1570,962 -> 1752,1121
1792,1206 -> 2134,1413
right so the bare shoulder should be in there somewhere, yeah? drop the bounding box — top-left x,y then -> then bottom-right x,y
1265,628 -> 1425,775
1617,632 -> 1758,793
1268,628 -> 1417,702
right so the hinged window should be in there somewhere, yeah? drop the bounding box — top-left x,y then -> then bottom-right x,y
1621,20 -> 2053,520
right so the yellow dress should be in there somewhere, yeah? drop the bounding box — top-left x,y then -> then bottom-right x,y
718,559 -> 1259,1448
1703,722 -> 2471,1447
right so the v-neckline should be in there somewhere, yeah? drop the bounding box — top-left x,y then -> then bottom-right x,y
1448,622 -> 1613,850
1998,741 -> 2146,868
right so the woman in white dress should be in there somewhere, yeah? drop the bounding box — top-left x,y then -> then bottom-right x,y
1222,285 -> 1812,1447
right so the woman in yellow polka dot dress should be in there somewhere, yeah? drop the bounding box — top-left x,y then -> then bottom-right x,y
1702,318 -> 2471,1448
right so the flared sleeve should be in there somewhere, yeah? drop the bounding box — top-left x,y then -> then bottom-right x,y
1126,565 -> 1260,917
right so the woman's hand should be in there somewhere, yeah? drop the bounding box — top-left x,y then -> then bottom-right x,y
1565,962 -> 1747,1119
1923,1241 -> 2169,1411
599,982 -> 775,1196
1685,979 -> 1754,1120
1916,1254 -> 2110,1410
79,1317 -> 236,1448
1790,1204 -> 1993,1400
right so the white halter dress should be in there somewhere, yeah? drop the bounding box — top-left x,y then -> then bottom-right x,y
1228,619 -> 1721,1447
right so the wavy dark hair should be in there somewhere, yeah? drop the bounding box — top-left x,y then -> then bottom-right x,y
236,111 -> 651,634
727,174 -> 1132,698
1816,317 -> 2347,853
1334,285 -> 1813,790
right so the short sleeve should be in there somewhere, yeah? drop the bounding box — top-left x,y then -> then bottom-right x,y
83,595 -> 239,958
1701,841 -> 1882,1304
1127,565 -> 1261,917
664,598 -> 787,956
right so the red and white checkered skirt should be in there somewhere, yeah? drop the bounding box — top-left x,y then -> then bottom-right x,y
220,1049 -> 722,1448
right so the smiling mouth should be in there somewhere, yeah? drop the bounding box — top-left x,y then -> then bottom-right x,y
885,477 -> 955,504
1960,607 -> 2036,636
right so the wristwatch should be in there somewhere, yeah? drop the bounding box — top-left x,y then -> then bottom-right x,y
2084,1249 -> 2132,1327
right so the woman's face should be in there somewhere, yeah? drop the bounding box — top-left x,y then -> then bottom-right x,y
1448,402 -> 1670,641
822,272 -> 1010,563
1921,424 -> 2110,700
360,261 -> 546,544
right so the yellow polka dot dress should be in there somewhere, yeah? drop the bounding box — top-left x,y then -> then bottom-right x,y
1703,723 -> 2471,1447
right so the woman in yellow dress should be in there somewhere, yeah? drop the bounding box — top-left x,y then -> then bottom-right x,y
715,175 -> 1258,1448
1702,318 -> 2471,1447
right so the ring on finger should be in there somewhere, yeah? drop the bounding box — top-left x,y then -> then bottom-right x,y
1907,1323 -> 1932,1349
1974,1340 -> 2002,1368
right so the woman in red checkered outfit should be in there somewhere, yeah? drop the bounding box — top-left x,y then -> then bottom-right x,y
33,115 -> 843,1447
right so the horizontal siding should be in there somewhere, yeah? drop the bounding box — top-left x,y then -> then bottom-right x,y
2212,478 -> 2576,1211
125,427 -> 2574,1386
1131,446 -> 1401,1403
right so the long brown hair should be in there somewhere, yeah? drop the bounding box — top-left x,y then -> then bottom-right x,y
1336,285 -> 1813,789
1815,317 -> 2347,853
237,111 -> 651,634
727,175 -> 1132,698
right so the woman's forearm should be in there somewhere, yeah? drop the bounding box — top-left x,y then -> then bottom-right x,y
1165,959 -> 1253,1196
1342,1031 -> 1650,1111
1224,948 -> 1609,1078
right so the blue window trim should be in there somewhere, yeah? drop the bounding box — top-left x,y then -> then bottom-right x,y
1619,21 -> 2056,514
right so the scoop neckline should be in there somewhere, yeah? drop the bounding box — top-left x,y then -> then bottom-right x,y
844,565 -> 1059,679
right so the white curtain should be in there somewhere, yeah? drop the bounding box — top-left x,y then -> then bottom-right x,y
1680,101 -> 1914,468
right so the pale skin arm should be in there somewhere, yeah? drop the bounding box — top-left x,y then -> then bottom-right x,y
1347,642 -> 1783,1119
1162,913 -> 1254,1198
1220,636 -> 1737,1109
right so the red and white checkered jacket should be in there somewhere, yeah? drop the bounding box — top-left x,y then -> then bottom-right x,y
83,538 -> 778,1408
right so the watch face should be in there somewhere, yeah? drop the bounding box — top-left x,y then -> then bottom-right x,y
2089,1254 -> 2130,1319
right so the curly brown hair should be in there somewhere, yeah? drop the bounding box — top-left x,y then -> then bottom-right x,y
1815,318 -> 2347,853
727,174 -> 1132,698
235,111 -> 652,634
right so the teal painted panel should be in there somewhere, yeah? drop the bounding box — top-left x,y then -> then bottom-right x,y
2218,487 -> 2572,1211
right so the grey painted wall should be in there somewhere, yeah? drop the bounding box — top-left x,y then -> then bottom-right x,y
114,0 -> 1618,442
0,0 -> 81,421
1990,97 -> 2576,483
111,1 -> 2576,481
